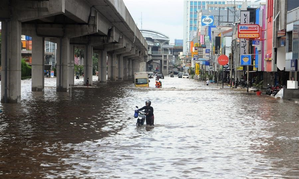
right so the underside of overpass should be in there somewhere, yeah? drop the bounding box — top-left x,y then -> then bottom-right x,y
0,0 -> 148,103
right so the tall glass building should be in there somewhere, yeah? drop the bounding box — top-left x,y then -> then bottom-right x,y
183,0 -> 266,55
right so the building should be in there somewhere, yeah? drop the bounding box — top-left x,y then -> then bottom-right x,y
141,29 -> 180,75
183,0 -> 266,55
45,41 -> 57,71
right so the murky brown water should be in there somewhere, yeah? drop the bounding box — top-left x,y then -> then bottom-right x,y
0,76 -> 299,178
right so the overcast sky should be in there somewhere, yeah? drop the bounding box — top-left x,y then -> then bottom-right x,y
123,0 -> 184,44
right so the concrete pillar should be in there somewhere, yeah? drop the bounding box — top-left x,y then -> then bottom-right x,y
31,35 -> 44,91
107,53 -> 112,81
56,37 -> 70,92
99,50 -> 107,83
118,55 -> 124,81
84,45 -> 93,85
123,58 -> 128,80
128,59 -> 133,79
1,19 -> 22,103
107,53 -> 117,81
111,53 -> 117,81
68,44 -> 75,87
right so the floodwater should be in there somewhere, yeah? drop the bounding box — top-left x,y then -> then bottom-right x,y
0,75 -> 299,178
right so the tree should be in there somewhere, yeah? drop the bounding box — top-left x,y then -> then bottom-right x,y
74,48 -> 84,58
21,59 -> 32,79
93,53 -> 99,75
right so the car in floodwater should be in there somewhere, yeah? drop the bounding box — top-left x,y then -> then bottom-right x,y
182,73 -> 189,78
178,72 -> 183,78
156,73 -> 164,79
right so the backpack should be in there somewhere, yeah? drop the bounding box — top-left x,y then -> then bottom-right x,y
134,110 -> 138,118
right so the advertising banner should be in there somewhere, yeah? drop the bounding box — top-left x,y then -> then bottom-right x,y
195,63 -> 200,75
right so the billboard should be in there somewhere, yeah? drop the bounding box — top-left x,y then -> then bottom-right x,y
201,15 -> 214,26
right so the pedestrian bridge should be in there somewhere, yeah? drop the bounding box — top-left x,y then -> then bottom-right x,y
0,0 -> 148,103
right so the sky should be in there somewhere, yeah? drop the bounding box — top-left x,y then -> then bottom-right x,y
123,0 -> 184,44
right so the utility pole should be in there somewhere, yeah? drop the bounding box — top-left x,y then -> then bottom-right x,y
234,0 -> 236,23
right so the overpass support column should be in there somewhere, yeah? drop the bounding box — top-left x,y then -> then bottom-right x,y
1,19 -> 22,103
112,53 -> 117,81
128,59 -> 133,80
68,45 -> 75,87
108,53 -> 117,81
99,50 -> 107,83
107,53 -> 112,81
31,35 -> 44,91
56,37 -> 70,92
118,55 -> 124,81
123,58 -> 128,80
84,45 -> 93,85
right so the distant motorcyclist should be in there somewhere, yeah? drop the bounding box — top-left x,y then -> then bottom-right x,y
138,100 -> 154,126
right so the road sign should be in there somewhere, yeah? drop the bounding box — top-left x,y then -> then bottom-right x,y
240,54 -> 252,66
217,55 -> 229,65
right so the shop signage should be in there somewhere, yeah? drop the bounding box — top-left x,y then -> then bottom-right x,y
277,29 -> 286,37
240,11 -> 250,24
217,55 -> 229,65
238,24 -> 261,39
241,54 -> 252,66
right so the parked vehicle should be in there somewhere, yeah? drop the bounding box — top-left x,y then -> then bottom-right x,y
178,72 -> 183,78
182,73 -> 189,78
266,84 -> 282,96
156,73 -> 164,79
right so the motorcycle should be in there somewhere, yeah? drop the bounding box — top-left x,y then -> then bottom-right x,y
134,106 -> 146,126
266,84 -> 282,96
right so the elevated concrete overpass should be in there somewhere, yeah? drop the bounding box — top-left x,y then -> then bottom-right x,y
0,0 -> 148,103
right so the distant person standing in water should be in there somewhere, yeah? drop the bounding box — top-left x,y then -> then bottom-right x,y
206,79 -> 210,86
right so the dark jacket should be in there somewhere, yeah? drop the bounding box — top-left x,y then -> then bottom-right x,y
138,106 -> 154,117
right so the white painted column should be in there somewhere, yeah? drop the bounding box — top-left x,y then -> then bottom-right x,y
99,50 -> 107,83
84,45 -> 93,85
56,37 -> 69,92
68,44 -> 74,87
1,19 -> 22,103
31,35 -> 44,91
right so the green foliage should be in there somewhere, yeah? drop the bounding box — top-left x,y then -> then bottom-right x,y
93,53 -> 99,75
74,65 -> 83,75
253,80 -> 263,90
74,48 -> 84,58
21,59 -> 31,79
188,67 -> 195,75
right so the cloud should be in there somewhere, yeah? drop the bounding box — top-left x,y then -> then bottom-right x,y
123,0 -> 183,43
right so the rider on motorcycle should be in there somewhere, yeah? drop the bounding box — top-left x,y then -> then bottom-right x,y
138,100 -> 154,126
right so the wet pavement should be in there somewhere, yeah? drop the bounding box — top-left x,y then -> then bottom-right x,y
1,75 -> 299,178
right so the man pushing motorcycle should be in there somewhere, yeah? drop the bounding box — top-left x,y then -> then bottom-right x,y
137,100 -> 154,126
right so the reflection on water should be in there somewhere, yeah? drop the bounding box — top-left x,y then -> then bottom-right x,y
0,77 -> 299,178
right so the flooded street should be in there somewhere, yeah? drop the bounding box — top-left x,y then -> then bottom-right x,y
1,76 -> 299,178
